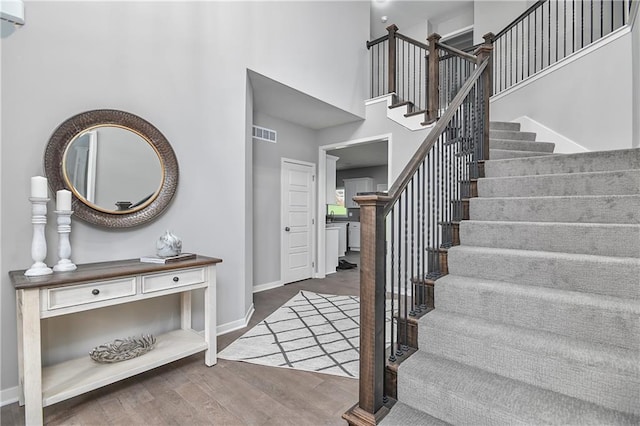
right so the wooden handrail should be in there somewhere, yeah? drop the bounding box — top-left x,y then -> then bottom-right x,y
436,41 -> 478,63
384,56 -> 490,217
396,32 -> 430,50
366,34 -> 389,49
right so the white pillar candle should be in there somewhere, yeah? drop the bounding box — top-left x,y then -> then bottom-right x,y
56,189 -> 72,211
31,176 -> 48,198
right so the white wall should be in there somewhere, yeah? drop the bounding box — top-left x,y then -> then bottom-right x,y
473,0 -> 536,43
252,112 -> 320,289
0,1 -> 369,397
633,3 -> 640,148
432,6 -> 474,39
490,31 -> 634,151
318,98 -> 432,186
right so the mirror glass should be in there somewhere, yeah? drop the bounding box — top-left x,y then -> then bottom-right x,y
63,126 -> 163,214
44,109 -> 179,228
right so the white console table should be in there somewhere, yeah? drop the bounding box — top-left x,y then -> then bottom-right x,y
9,255 -> 221,425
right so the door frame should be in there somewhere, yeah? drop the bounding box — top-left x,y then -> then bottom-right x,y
317,133 -> 393,278
280,158 -> 317,284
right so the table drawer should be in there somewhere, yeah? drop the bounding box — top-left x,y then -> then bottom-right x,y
44,278 -> 137,311
142,268 -> 206,294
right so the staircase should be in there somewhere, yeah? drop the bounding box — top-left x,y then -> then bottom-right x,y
382,122 -> 640,425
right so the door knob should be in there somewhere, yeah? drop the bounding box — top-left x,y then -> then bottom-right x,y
285,227 -> 290,232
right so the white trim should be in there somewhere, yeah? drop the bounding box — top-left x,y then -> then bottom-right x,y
365,93 -> 395,106
491,24 -> 631,103
280,158 -> 317,284
512,116 -> 589,154
440,25 -> 474,43
253,280 -> 283,293
1,386 -> 19,407
317,133 -> 393,279
216,303 -> 255,336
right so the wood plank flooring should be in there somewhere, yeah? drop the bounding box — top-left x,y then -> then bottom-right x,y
1,258 -> 361,425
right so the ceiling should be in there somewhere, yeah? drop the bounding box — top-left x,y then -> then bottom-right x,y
327,140 -> 388,171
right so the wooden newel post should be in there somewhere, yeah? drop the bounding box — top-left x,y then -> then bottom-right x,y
475,32 -> 494,162
387,25 -> 398,96
427,33 -> 441,123
343,193 -> 391,426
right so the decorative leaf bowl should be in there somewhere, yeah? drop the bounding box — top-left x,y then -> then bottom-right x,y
89,334 -> 157,363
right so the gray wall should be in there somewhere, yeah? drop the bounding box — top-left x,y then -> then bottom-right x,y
0,1 -> 369,395
336,165 -> 388,190
252,112 -> 319,288
473,1 -> 537,43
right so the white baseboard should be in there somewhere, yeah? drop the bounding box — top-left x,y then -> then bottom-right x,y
1,386 -> 19,407
216,303 -> 255,336
253,280 -> 283,293
512,116 -> 589,154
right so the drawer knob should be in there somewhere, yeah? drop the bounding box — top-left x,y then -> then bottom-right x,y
173,276 -> 179,283
92,289 -> 100,296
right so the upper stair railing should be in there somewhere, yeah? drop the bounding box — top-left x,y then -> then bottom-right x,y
367,26 -> 479,123
343,35 -> 494,426
492,0 -> 635,94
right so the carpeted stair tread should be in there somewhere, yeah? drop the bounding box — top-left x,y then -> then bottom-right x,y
490,148 -> 555,160
459,220 -> 640,257
434,274 -> 640,350
397,351 -> 639,425
490,121 -> 520,131
490,138 -> 556,153
380,402 -> 451,426
478,169 -> 640,197
419,310 -> 640,415
447,245 -> 640,299
490,129 -> 537,141
469,194 -> 640,224
485,148 -> 640,177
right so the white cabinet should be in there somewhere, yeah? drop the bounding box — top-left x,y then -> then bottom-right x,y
325,228 -> 340,274
331,222 -> 348,257
348,222 -> 361,251
326,155 -> 339,205
343,178 -> 374,208
10,256 -> 221,425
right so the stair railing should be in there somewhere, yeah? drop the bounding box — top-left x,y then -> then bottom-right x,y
343,36 -> 494,426
367,26 -> 479,124
492,0 -> 635,94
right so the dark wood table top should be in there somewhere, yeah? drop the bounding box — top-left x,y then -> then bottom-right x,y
9,255 -> 222,290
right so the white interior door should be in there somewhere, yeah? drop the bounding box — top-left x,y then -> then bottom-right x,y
281,159 -> 315,284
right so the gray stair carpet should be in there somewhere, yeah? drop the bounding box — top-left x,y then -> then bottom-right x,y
384,121 -> 640,425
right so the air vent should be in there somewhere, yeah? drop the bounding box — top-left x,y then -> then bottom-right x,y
252,125 -> 277,143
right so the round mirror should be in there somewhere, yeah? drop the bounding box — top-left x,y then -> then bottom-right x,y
45,110 -> 179,228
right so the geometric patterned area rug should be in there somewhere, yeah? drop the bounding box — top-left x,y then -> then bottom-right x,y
218,291 -> 369,378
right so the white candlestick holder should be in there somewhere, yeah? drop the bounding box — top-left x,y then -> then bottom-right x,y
24,197 -> 53,277
53,210 -> 77,272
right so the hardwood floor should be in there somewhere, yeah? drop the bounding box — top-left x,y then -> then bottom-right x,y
1,266 -> 360,425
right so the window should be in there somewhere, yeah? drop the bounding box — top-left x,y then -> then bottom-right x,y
327,188 -> 347,216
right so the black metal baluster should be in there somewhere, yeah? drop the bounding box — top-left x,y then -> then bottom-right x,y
396,200 -> 403,356
409,177 -> 415,317
573,0 -> 576,53
548,0 -> 552,66
591,0 -> 594,43
403,186 -> 408,350
556,0 -> 559,62
582,0 -> 585,48
600,0 -> 604,38
421,158 -> 426,309
534,9 -> 538,72
610,0 -> 614,34
564,0 -> 567,58
389,207 -> 396,362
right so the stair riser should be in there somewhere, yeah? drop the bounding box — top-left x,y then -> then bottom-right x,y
459,221 -> 640,257
490,121 -> 520,131
470,195 -> 640,224
490,149 -> 553,160
490,138 -> 555,153
478,170 -> 640,198
485,148 -> 640,177
419,321 -> 640,415
447,246 -> 640,299
490,130 -> 536,141
434,277 -> 640,350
